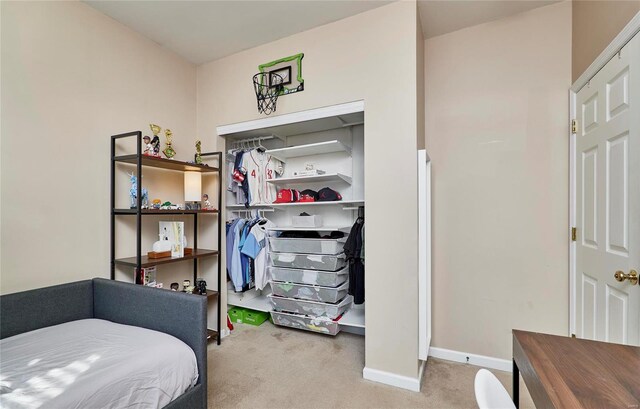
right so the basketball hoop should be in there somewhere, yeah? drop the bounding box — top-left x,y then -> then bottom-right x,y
253,72 -> 283,115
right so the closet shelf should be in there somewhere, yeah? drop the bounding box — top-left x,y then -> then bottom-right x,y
266,173 -> 352,185
227,293 -> 271,313
266,140 -> 351,161
226,200 -> 364,210
113,249 -> 219,268
267,226 -> 351,232
339,307 -> 365,329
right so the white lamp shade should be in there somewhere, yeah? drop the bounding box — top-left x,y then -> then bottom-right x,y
184,172 -> 202,202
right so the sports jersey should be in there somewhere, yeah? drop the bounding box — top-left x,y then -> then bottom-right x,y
262,154 -> 284,203
242,150 -> 284,205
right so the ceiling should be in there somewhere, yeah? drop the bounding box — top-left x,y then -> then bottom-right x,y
418,1 -> 559,39
84,0 -> 559,65
83,1 -> 391,64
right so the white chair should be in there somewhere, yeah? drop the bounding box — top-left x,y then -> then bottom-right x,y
474,368 -> 516,409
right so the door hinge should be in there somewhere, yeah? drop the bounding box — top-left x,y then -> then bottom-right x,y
571,227 -> 577,241
571,119 -> 577,134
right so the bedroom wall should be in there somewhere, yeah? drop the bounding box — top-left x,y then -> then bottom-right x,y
197,1 -> 422,380
1,1 -> 197,294
424,1 -> 571,361
572,0 -> 640,82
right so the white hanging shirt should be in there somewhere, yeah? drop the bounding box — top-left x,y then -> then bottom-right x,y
262,154 -> 284,204
243,150 -> 283,205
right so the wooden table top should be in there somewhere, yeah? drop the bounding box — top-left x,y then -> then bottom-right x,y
513,330 -> 640,409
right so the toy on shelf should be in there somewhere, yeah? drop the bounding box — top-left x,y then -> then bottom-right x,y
151,199 -> 162,209
182,279 -> 195,293
195,278 -> 207,295
149,124 -> 162,157
163,128 -> 176,159
143,135 -> 152,156
160,201 -> 180,210
128,173 -> 149,209
202,193 -> 215,210
195,140 -> 203,164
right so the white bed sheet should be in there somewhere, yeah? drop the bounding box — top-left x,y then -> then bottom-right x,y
0,319 -> 198,409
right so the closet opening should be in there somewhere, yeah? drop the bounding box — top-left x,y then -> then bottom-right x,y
218,101 -> 366,345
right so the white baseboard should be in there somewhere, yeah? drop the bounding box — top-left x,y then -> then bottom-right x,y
363,366 -> 422,392
429,347 -> 512,372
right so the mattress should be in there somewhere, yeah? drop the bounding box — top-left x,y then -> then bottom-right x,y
0,318 -> 198,409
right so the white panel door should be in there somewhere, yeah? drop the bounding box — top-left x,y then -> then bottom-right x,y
575,33 -> 639,345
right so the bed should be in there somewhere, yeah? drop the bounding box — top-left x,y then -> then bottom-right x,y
0,278 -> 207,409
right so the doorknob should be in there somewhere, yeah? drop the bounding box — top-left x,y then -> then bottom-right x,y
614,270 -> 638,285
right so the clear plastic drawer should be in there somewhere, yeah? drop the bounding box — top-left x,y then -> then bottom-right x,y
270,280 -> 349,303
270,252 -> 346,272
270,310 -> 340,336
269,237 -> 345,255
269,265 -> 348,287
268,294 -> 352,319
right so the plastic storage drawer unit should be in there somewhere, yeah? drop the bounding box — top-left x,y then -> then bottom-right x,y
269,265 -> 349,287
270,310 -> 340,336
268,294 -> 352,319
269,237 -> 345,255
271,280 -> 349,303
270,252 -> 346,271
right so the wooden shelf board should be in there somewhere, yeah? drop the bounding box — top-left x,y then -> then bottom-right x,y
266,140 -> 351,161
266,173 -> 352,185
206,329 -> 218,343
113,209 -> 219,215
114,249 -> 219,268
205,290 -> 219,298
113,154 -> 219,173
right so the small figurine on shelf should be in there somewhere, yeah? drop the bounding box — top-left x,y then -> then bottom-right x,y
160,201 -> 177,210
202,193 -> 214,210
195,278 -> 207,295
195,140 -> 203,164
163,128 -> 176,159
151,199 -> 162,209
128,173 -> 149,209
170,282 -> 179,291
149,124 -> 162,157
142,135 -> 152,156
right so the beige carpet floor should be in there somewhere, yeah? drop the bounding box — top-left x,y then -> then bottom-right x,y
208,322 -> 534,409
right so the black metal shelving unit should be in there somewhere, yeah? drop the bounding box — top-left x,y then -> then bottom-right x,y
110,131 -> 223,345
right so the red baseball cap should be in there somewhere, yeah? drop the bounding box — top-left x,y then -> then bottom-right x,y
274,189 -> 300,203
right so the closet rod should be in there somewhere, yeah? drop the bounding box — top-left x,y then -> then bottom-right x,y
231,135 -> 275,145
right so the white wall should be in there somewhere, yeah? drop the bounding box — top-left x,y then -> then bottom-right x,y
424,1 -> 572,360
198,1 -> 422,380
1,1 -> 197,294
